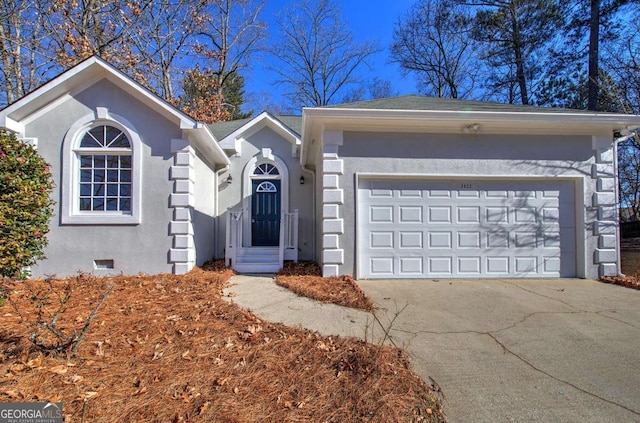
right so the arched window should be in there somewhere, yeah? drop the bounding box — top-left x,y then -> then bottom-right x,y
76,125 -> 132,212
61,111 -> 141,225
253,163 -> 279,176
255,181 -> 278,192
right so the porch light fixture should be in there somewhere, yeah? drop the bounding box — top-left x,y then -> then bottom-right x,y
299,175 -> 305,185
226,174 -> 233,184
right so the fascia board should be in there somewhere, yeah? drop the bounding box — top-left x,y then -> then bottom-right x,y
185,126 -> 230,167
0,115 -> 25,133
304,107 -> 640,135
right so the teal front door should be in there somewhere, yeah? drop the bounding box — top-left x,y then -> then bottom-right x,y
251,180 -> 281,246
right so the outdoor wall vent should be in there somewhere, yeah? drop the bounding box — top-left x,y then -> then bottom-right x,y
94,259 -> 114,270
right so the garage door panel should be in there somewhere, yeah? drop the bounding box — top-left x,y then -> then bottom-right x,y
400,257 -> 423,274
429,257 -> 452,274
458,232 -> 481,248
370,231 -> 393,248
486,207 -> 509,223
458,257 -> 481,274
487,232 -> 510,248
487,257 -> 510,274
457,207 -> 480,223
429,232 -> 452,248
358,179 -> 576,279
370,206 -> 393,223
370,257 -> 394,275
457,190 -> 480,198
428,206 -> 451,223
400,231 -> 423,248
400,206 -> 423,222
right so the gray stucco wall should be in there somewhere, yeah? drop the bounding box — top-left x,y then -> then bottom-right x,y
216,126 -> 314,260
192,149 -> 217,266
26,79 -> 181,277
334,131 -> 602,279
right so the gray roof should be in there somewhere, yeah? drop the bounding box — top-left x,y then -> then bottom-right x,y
326,95 -> 600,115
208,114 -> 302,140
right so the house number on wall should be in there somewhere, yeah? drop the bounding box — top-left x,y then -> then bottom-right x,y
460,183 -> 472,189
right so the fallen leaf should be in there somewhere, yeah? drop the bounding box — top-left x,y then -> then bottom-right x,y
27,356 -> 43,368
66,374 -> 84,384
9,363 -> 26,374
132,387 -> 147,396
3,390 -> 22,399
199,401 -> 211,415
49,365 -> 68,375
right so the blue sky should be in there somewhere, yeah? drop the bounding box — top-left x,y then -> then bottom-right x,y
243,0 -> 418,113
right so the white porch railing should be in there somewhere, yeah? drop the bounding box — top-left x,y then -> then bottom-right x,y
225,208 -> 243,267
282,210 -> 299,261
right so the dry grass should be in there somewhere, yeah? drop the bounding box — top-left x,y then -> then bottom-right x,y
0,262 -> 445,422
276,262 -> 375,311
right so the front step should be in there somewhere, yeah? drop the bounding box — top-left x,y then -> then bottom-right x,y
232,262 -> 282,273
233,247 -> 282,273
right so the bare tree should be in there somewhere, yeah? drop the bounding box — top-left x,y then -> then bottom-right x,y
194,0 -> 265,92
0,0 -> 51,104
618,136 -> 640,221
368,77 -> 397,100
390,0 -> 479,99
128,0 -> 204,101
42,0 -> 151,67
269,0 -> 379,107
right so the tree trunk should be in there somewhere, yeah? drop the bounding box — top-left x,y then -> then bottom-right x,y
510,2 -> 529,105
588,0 -> 600,111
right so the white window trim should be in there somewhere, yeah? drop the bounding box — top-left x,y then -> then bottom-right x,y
61,110 -> 142,225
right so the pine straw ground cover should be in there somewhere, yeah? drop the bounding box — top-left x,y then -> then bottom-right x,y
276,261 -> 375,311
0,263 -> 445,422
600,240 -> 640,290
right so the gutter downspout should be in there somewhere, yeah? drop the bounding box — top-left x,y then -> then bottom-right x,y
302,164 -> 316,261
215,164 -> 230,259
613,129 -> 639,277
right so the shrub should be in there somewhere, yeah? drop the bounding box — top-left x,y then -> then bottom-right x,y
0,131 -> 54,278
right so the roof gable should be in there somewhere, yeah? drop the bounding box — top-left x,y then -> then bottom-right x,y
214,112 -> 301,155
0,56 -> 229,166
0,56 -> 199,133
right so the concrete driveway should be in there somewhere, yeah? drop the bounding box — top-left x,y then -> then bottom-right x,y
358,278 -> 640,423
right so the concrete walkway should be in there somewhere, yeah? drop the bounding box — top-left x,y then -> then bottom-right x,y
224,275 -> 640,423
223,274 -> 374,339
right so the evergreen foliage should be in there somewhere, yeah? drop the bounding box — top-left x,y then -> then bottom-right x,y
0,132 -> 54,278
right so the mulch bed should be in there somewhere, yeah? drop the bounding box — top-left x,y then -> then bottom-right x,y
276,261 -> 375,311
600,275 -> 640,290
0,262 -> 444,422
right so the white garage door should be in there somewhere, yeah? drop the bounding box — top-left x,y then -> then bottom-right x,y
358,179 -> 576,278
